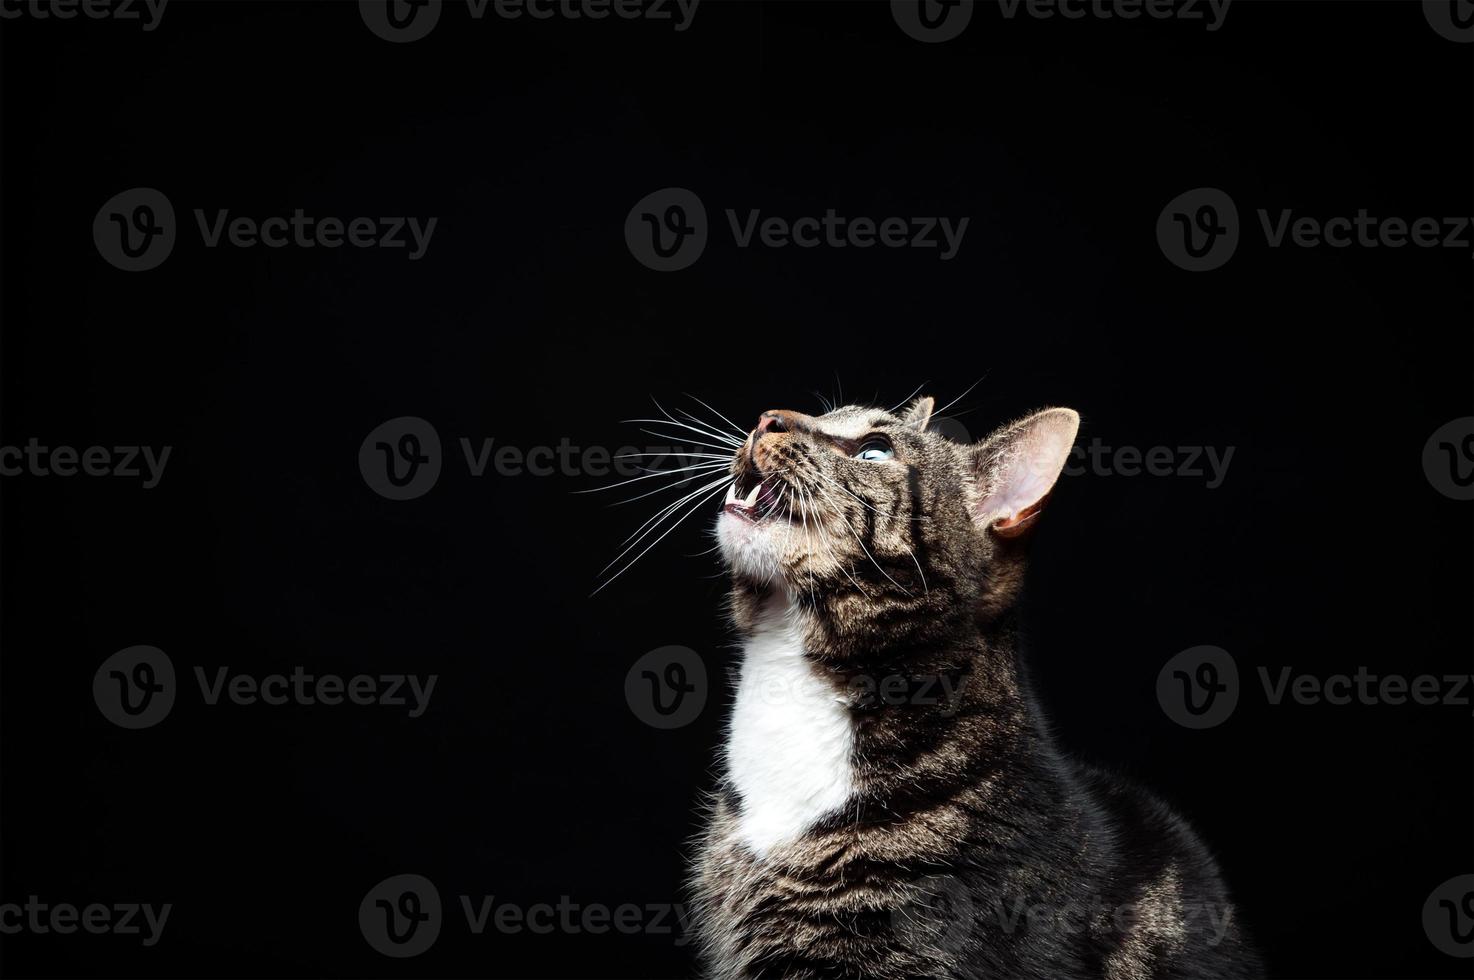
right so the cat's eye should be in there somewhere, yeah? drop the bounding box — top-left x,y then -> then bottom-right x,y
855,440 -> 893,462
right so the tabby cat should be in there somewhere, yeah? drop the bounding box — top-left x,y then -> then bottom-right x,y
689,397 -> 1262,979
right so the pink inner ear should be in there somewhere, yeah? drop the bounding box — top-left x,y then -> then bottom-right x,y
975,411 -> 1079,525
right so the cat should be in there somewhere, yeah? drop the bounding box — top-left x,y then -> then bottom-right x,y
687,396 -> 1263,979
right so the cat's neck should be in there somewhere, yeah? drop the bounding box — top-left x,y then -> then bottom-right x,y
724,594 -> 855,857
723,591 -> 1035,858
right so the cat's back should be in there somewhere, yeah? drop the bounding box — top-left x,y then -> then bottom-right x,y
1068,762 -> 1265,978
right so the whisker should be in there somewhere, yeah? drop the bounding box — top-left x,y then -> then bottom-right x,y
886,381 -> 929,414
672,407 -> 745,450
819,476 -> 932,595
617,465 -> 735,538
681,393 -> 749,440
932,376 -> 985,420
656,396 -> 746,446
609,466 -> 731,508
635,427 -> 742,455
605,471 -> 734,562
795,484 -> 819,609
799,483 -> 871,597
625,415 -> 743,447
573,459 -> 729,495
593,479 -> 732,595
807,468 -> 932,524
811,483 -> 915,598
928,407 -> 982,427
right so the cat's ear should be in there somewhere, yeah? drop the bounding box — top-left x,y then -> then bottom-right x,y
900,395 -> 935,429
971,408 -> 1080,538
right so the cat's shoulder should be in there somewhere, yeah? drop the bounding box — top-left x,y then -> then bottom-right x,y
1070,761 -> 1230,885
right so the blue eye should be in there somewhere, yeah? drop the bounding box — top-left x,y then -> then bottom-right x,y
855,441 -> 893,462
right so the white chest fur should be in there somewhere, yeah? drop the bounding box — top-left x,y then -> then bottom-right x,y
724,602 -> 854,857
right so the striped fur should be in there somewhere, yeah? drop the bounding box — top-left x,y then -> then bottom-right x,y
691,399 -> 1263,979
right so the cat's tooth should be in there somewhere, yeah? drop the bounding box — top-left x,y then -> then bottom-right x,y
725,484 -> 737,505
743,483 -> 761,507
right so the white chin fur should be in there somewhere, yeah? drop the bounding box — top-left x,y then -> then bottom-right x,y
716,511 -> 789,584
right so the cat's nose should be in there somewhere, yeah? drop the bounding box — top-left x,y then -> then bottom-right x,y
755,410 -> 805,439
756,413 -> 787,436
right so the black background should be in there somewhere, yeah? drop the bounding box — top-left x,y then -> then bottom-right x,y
2,0 -> 1472,977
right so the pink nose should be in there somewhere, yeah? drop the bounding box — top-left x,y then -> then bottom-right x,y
756,413 -> 789,436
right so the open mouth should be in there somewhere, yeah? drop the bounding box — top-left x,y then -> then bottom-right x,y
723,470 -> 789,523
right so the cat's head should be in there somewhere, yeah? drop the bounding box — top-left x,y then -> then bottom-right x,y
716,396 -> 1079,633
